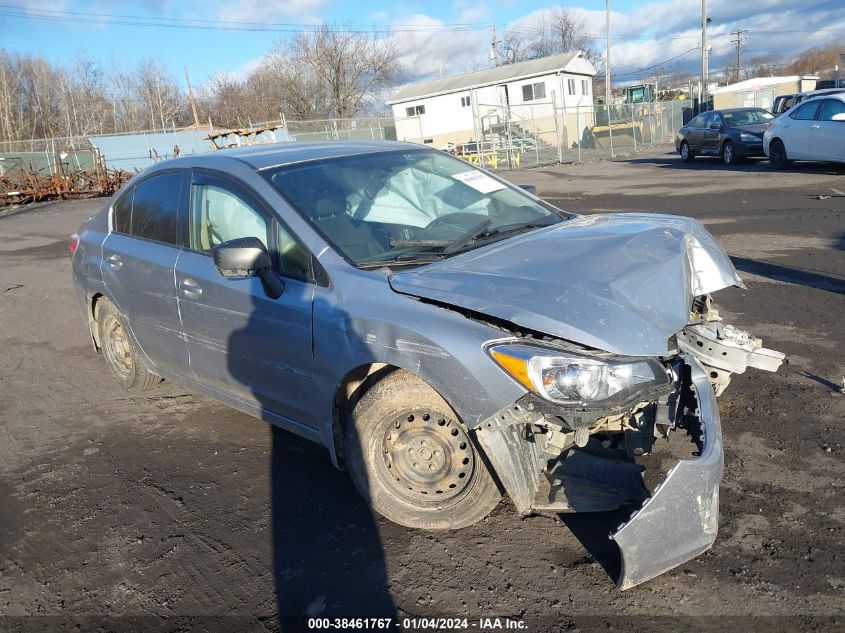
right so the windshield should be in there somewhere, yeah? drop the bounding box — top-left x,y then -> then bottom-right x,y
723,109 -> 773,126
264,149 -> 570,266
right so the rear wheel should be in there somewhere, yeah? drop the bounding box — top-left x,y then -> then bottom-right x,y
680,141 -> 695,162
721,140 -> 739,165
97,299 -> 162,391
769,139 -> 789,169
344,370 -> 501,529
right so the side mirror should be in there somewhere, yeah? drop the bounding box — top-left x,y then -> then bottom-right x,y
519,184 -> 538,196
212,237 -> 284,300
832,113 -> 845,122
709,123 -> 721,130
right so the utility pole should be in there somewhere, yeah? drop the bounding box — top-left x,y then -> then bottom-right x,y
605,0 -> 611,106
730,29 -> 748,84
184,65 -> 200,127
700,0 -> 707,105
490,24 -> 500,67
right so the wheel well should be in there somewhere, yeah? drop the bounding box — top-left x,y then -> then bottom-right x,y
89,292 -> 105,351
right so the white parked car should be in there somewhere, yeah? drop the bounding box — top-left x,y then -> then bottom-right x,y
764,94 -> 845,168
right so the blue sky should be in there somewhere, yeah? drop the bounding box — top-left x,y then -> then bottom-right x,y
3,1 -> 844,91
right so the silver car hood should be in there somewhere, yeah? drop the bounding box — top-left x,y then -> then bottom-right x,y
389,213 -> 742,356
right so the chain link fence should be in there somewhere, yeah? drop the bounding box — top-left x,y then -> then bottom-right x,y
1,100 -> 694,176
393,99 -> 694,170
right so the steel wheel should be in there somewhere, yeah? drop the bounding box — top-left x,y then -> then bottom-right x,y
102,313 -> 133,379
95,298 -> 162,391
345,369 -> 501,529
381,410 -> 474,504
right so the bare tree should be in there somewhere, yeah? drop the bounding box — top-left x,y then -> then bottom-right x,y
502,7 -> 600,66
133,59 -> 185,132
290,23 -> 399,119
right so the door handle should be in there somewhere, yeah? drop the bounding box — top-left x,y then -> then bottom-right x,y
811,124 -> 821,129
179,278 -> 203,297
106,253 -> 122,270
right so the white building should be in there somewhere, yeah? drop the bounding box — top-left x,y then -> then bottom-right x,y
710,75 -> 818,110
387,52 -> 597,149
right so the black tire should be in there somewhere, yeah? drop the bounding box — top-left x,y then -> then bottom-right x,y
96,298 -> 162,391
680,141 -> 695,162
721,140 -> 739,165
344,369 -> 501,530
769,139 -> 789,169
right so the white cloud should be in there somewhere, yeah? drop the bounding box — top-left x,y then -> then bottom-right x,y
217,0 -> 330,24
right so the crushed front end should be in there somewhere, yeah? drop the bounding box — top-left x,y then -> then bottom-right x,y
471,300 -> 784,589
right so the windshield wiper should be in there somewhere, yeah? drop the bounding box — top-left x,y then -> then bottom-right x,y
443,218 -> 494,254
356,252 -> 447,269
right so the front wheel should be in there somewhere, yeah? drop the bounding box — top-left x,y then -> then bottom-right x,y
721,140 -> 739,165
680,141 -> 695,162
344,370 -> 501,529
97,299 -> 162,391
769,139 -> 789,169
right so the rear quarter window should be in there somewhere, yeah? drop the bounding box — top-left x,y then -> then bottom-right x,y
130,173 -> 182,245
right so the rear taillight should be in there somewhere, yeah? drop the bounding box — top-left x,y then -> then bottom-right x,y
68,233 -> 80,258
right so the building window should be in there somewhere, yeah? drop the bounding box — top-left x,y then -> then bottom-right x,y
567,78 -> 576,95
522,82 -> 546,101
581,79 -> 590,95
405,105 -> 425,117
460,95 -> 471,107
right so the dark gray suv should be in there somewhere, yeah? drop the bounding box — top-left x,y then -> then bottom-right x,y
70,141 -> 783,589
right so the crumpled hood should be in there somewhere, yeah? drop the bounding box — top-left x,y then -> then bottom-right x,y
389,213 -> 742,356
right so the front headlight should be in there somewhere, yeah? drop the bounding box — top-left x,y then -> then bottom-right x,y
739,133 -> 759,142
487,343 -> 670,407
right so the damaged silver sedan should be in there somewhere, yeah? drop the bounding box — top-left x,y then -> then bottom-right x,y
70,142 -> 784,589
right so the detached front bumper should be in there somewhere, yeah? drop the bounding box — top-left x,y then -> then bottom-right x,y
471,355 -> 724,590
611,357 -> 723,589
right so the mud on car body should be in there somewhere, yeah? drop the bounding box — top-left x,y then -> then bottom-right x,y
69,142 -> 784,589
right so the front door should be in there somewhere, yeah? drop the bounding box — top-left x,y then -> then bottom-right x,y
101,171 -> 190,377
175,172 -> 318,428
809,99 -> 845,162
701,112 -> 722,154
782,100 -> 821,159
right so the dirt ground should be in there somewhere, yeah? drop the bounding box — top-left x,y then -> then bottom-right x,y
1,148 -> 844,633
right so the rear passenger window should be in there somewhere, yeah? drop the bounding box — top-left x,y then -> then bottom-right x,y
130,173 -> 182,244
113,189 -> 133,234
818,99 -> 845,120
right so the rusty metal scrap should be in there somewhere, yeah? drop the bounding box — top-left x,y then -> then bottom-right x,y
0,152 -> 133,207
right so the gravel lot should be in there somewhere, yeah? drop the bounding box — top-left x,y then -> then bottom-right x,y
1,148 -> 843,632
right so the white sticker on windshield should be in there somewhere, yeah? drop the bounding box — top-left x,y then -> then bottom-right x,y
452,170 -> 507,194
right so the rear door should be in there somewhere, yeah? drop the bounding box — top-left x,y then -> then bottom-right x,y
174,171 -> 319,429
101,171 -> 190,377
809,99 -> 845,162
685,114 -> 706,151
701,112 -> 723,154
784,100 -> 821,159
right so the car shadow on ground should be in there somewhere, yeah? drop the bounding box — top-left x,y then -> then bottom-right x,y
228,291 -> 396,627
729,256 -> 845,295
559,509 -> 630,584
621,153 -> 845,175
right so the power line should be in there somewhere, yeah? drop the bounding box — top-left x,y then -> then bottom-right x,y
0,5 -> 493,33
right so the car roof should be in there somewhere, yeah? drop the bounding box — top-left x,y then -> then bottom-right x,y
142,140 -> 423,175
715,108 -> 767,113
